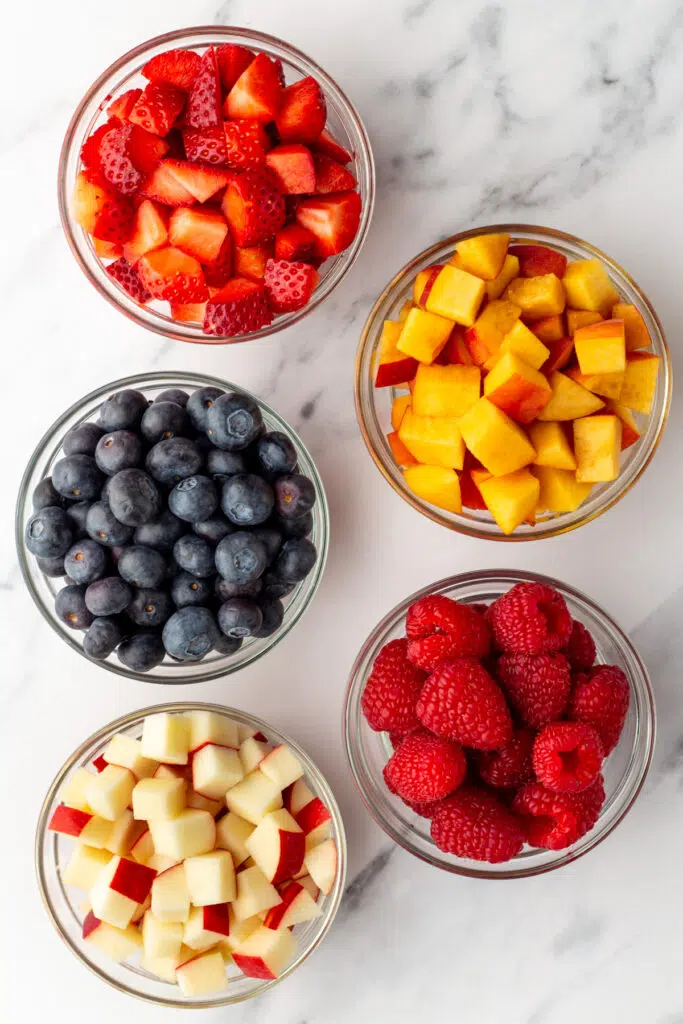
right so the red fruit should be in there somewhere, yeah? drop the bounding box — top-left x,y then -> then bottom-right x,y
313,154 -> 357,193
400,796 -> 444,818
137,246 -> 208,304
313,129 -> 353,165
234,243 -> 273,282
163,159 -> 232,203
170,302 -> 207,323
264,258 -> 319,314
72,172 -> 135,243
575,774 -> 606,832
566,620 -> 596,671
215,43 -> 255,92
222,170 -> 286,246
129,82 -> 185,137
406,594 -> 491,655
265,144 -> 316,195
223,120 -> 270,170
509,244 -> 568,279
383,730 -> 466,804
275,77 -> 326,144
203,277 -> 273,337
541,337 -> 574,374
139,162 -> 195,207
98,124 -> 168,195
430,786 -> 524,863
568,665 -> 630,754
496,652 -> 571,730
184,46 -> 222,128
202,234 -> 233,288
512,777 -> 604,850
416,658 -> 512,751
488,581 -> 572,654
532,721 -> 604,793
360,638 -> 425,735
105,258 -> 151,303
475,727 -> 534,789
142,48 -> 203,91
108,89 -> 142,122
80,121 -> 119,179
274,223 -> 318,263
224,52 -> 283,123
169,207 -> 228,264
182,126 -> 228,166
295,191 -> 361,258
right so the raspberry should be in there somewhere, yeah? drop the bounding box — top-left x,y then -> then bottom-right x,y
416,658 -> 512,750
360,639 -> 425,735
496,652 -> 571,729
488,582 -> 572,654
532,721 -> 604,793
383,730 -> 467,803
566,620 -> 596,671
430,786 -> 524,862
512,777 -> 604,850
568,665 -> 630,754
406,595 -> 491,655
399,795 -> 446,818
576,774 -> 606,832
475,727 -> 534,789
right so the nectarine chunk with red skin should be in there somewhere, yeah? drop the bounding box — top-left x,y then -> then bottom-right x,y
460,471 -> 488,510
397,307 -> 453,364
536,372 -> 604,421
534,466 -> 592,513
565,366 -> 625,400
387,431 -> 417,466
483,351 -> 552,424
499,320 -> 549,371
612,303 -> 651,350
566,309 -> 602,336
464,299 -> 521,365
412,363 -> 481,418
509,244 -> 567,279
414,265 -> 443,309
486,253 -> 519,300
574,414 -> 622,482
541,337 -> 574,374
426,265 -> 486,326
604,399 -> 641,449
374,319 -> 417,388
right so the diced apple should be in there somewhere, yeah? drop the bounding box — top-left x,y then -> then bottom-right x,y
82,911 -> 142,962
398,410 -> 465,469
403,465 -> 462,513
91,856 -> 155,929
505,274 -> 565,318
218,909 -> 262,952
464,299 -> 521,365
132,777 -> 187,821
562,259 -> 619,315
458,398 -> 536,477
283,779 -> 315,816
232,865 -> 282,922
183,903 -> 231,949
215,812 -> 255,867
411,364 -> 481,418
232,926 -> 296,981
536,372 -> 605,421
499,320 -> 549,370
79,815 -> 114,849
147,852 -> 179,873
225,771 -> 283,826
425,265 -> 486,326
187,790 -> 224,816
239,736 -> 271,774
63,845 -> 113,889
303,838 -> 338,896
619,352 -> 660,414
573,415 -> 622,482
85,765 -> 135,822
130,893 -> 151,924
49,804 -> 94,839
454,233 -> 509,281
153,763 -> 188,780
565,366 -> 624,400
103,734 -> 158,779
151,863 -> 190,923
192,743 -> 244,800
183,850 -> 236,905
259,745 -> 305,790
237,725 -> 267,744
483,351 -> 551,423
141,951 -> 179,983
574,318 -> 626,376
188,710 -> 239,753
396,307 -> 453,364
612,303 -> 651,350
294,797 -> 333,848
142,910 -> 183,960
478,469 -> 540,535
244,809 -> 305,884
262,879 -> 321,929
529,421 -> 577,470
604,399 -> 641,449
60,767 -> 95,812
485,253 -> 519,300
130,828 -> 155,865
374,319 -> 418,387
106,808 -> 145,856
567,309 -> 602,336
150,808 -> 216,860
141,713 -> 191,765
534,466 -> 592,513
176,949 -> 228,996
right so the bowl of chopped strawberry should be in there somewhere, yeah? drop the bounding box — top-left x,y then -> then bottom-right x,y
59,28 -> 374,343
344,570 -> 654,878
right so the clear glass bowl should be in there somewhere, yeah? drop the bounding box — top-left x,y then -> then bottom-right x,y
58,26 -> 375,345
344,569 -> 655,879
15,371 -> 329,683
355,224 -> 672,541
36,702 -> 346,1008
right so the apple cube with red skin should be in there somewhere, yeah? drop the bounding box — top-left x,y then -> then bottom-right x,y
141,713 -> 191,765
130,828 -> 155,865
188,710 -> 239,753
184,850 -> 236,905
303,838 -> 338,896
151,862 -> 190,923
244,809 -> 305,884
82,911 -> 142,962
187,789 -> 223,816
103,734 -> 158,779
48,804 -> 97,838
183,903 -> 232,950
132,776 -> 186,821
232,926 -> 296,980
106,808 -> 146,857
263,879 -> 321,930
232,865 -> 282,922
192,743 -> 244,799
91,855 -> 156,929
295,797 -> 333,848
239,735 -> 271,774
225,770 -> 283,826
176,949 -> 228,996
259,745 -> 305,790
216,812 -> 255,867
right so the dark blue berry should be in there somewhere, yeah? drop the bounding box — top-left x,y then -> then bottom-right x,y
274,537 -> 317,582
99,389 -> 148,431
127,588 -> 172,628
171,572 -> 212,608
256,431 -> 298,478
214,577 -> 262,601
32,477 -> 66,511
162,606 -> 219,662
64,539 -> 108,584
83,617 -> 123,659
146,437 -> 203,485
117,545 -> 167,588
65,501 -> 91,539
169,476 -> 218,524
52,455 -> 104,500
221,474 -> 274,527
86,502 -> 134,547
25,506 -> 73,558
117,632 -> 166,672
56,584 -> 94,629
276,510 -> 314,539
63,422 -> 105,456
156,388 -> 189,408
274,474 -> 316,519
95,431 -> 142,475
85,577 -> 133,616
133,509 -> 184,551
173,535 -> 215,578
250,526 -> 282,565
140,402 -> 188,444
193,514 -> 233,544
187,387 -> 225,432
215,532 -> 267,585
206,393 -> 262,451
206,449 -> 247,482
261,572 -> 296,601
213,634 -> 243,656
217,597 -> 263,638
254,598 -> 284,638
37,555 -> 67,578
107,469 -> 161,527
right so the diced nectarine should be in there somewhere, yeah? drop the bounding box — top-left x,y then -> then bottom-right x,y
403,465 -> 462,513
509,244 -> 567,279
529,421 -> 577,471
565,366 -> 624,400
445,326 -> 475,365
499,320 -> 549,370
464,300 -> 521,365
412,364 -> 481,418
533,467 -> 592,513
574,318 -> 625,375
619,352 -> 660,414
505,274 -> 566,319
413,265 -> 443,308
460,470 -> 488,511
458,398 -> 536,477
454,233 -> 510,281
391,394 -> 412,431
397,307 -> 453,364
425,265 -> 486,326
485,254 -> 520,300
387,431 -> 417,467
398,299 -> 413,322
541,337 -> 574,374
562,259 -> 619,316
612,303 -> 651,351
532,315 -> 565,343
566,310 -> 602,336
478,468 -> 540,535
604,399 -> 641,449
483,351 -> 551,424
536,372 -> 605,421
398,410 -> 465,469
573,415 -> 622,482
374,320 -> 418,387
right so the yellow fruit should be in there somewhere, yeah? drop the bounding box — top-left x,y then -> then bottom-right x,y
619,353 -> 660,414
573,415 -> 622,482
453,233 -> 510,281
574,319 -> 626,375
566,309 -> 602,336
529,421 -> 577,471
412,364 -> 481,418
504,274 -> 566,318
485,254 -> 520,300
458,398 -> 536,477
425,265 -> 486,326
398,410 -> 465,469
562,259 -> 619,316
612,303 -> 651,350
499,320 -> 550,370
403,465 -> 462,513
533,466 -> 593,513
565,366 -> 624,400
478,469 -> 540,535
536,372 -> 605,421
396,307 -> 453,364
390,394 -> 412,431
483,351 -> 552,424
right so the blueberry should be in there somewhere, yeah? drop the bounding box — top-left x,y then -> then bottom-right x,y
32,477 -> 66,511
85,577 -> 133,616
140,401 -> 188,444
274,537 -> 317,582
162,606 -> 219,662
64,539 -> 108,584
215,532 -> 268,585
83,616 -> 123,659
221,474 -> 274,527
37,555 -> 67,578
276,510 -> 314,539
256,431 -> 298,477
173,535 -> 216,578
95,430 -> 143,475
171,572 -> 213,608
127,588 -> 172,628
108,469 -> 161,527
65,501 -> 91,539
134,508 -> 184,551
260,571 -> 296,601
146,437 -> 203,485
274,474 -> 316,519
117,632 -> 166,672
217,597 -> 263,639
169,476 -> 218,524
193,514 -> 233,544
214,577 -> 262,601
250,526 -> 282,565
99,389 -> 148,431
25,506 -> 73,558
86,502 -> 134,547
213,634 -> 243,656
187,387 -> 225,432
254,598 -> 285,638
117,545 -> 167,588
52,455 -> 104,500
55,584 -> 94,629
206,449 -> 247,482
206,393 -> 262,451
63,422 -> 106,457
156,388 -> 189,408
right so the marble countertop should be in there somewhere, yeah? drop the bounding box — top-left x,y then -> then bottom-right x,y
3,0 -> 683,1020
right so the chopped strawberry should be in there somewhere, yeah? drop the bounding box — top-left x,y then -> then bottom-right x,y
107,89 -> 142,122
168,207 -> 228,263
223,119 -> 270,170
264,144 -> 316,194
274,222 -> 318,262
98,124 -> 168,194
182,126 -> 228,166
105,257 -> 152,303
295,190 -> 361,257
224,52 -> 283,123
185,46 -> 223,129
80,121 -> 118,176
234,242 -> 273,281
72,172 -> 135,243
215,43 -> 254,91
163,159 -> 232,203
264,258 -> 319,313
123,199 -> 169,262
137,246 -> 208,303
313,154 -> 356,193
170,301 -> 208,322
139,161 -> 196,207
93,238 -> 122,259
129,82 -> 185,136
313,129 -> 353,165
201,233 -> 233,287
142,48 -> 203,91
275,77 -> 326,144
222,170 -> 286,246
203,277 -> 273,336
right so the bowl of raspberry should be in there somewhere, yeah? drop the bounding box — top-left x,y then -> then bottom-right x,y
344,570 -> 654,878
58,27 -> 374,343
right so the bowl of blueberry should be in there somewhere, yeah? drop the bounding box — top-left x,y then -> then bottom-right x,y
16,372 -> 328,682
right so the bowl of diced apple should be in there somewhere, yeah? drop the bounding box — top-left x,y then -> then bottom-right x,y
355,225 -> 671,539
36,704 -> 345,1007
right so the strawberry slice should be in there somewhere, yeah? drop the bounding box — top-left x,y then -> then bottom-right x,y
276,77 -> 326,144
108,89 -> 142,122
295,190 -> 361,257
129,82 -> 185,136
72,172 -> 135,243
105,257 -> 152,303
171,301 -> 209,322
216,43 -> 255,91
185,46 -> 222,129
313,129 -> 353,165
163,159 -> 232,203
224,52 -> 283,123
98,124 -> 168,194
93,237 -> 122,259
138,246 -> 208,303
80,121 -> 119,178
123,199 -> 169,262
222,170 -> 286,246
264,258 -> 319,313
313,154 -> 356,193
182,126 -> 228,166
169,207 -> 229,263
203,277 -> 273,337
234,242 -> 273,281
224,119 -> 270,170
274,223 -> 318,263
142,48 -> 203,91
139,161 -> 196,207
202,234 -> 233,288
265,144 -> 316,194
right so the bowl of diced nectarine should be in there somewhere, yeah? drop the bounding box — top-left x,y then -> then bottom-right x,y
355,225 -> 671,539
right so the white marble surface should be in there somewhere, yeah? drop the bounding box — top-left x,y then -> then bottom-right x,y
3,0 -> 683,1020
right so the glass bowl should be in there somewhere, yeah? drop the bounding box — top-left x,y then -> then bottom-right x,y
15,371 -> 329,683
58,26 -> 375,345
344,569 -> 655,879
355,224 -> 671,541
36,702 -> 347,1008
